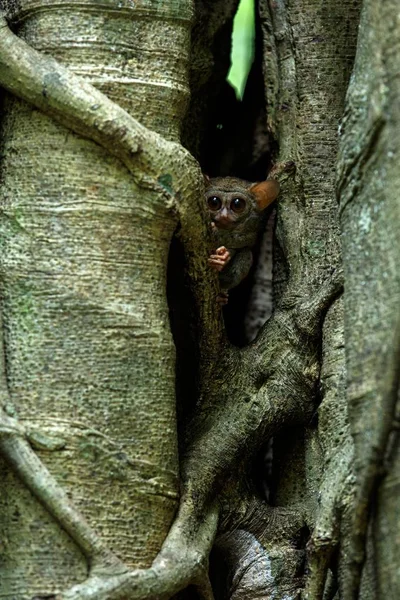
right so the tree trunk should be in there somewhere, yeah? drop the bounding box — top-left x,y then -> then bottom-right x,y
338,0 -> 400,597
0,1 -> 193,596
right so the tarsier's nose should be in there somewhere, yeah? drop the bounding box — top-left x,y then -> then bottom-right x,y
215,208 -> 233,229
218,208 -> 229,222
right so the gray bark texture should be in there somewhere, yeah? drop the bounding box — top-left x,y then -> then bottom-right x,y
337,0 -> 400,597
0,0 -> 398,599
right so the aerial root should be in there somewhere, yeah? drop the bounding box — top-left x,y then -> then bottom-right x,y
0,410 -> 218,600
54,503 -> 219,600
303,530 -> 337,600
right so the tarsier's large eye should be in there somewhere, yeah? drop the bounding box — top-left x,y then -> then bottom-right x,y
230,197 -> 246,213
207,196 -> 222,211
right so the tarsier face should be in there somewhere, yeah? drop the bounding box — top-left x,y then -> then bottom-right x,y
206,190 -> 251,230
205,176 -> 280,230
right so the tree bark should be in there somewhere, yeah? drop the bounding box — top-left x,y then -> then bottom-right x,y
0,1 -> 196,597
0,0 -> 399,599
338,0 -> 400,597
210,1 -> 361,596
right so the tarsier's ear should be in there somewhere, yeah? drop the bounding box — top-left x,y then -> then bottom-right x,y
250,179 -> 280,209
203,173 -> 211,186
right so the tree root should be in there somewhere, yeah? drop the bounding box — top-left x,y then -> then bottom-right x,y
0,403 -> 218,600
55,503 -> 219,600
183,267 -> 343,508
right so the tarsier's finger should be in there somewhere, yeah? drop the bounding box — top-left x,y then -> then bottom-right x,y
209,255 -> 228,263
215,248 -> 231,262
209,260 -> 227,270
212,251 -> 230,260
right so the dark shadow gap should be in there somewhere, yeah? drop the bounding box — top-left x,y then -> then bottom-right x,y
168,0 -> 276,439
200,1 -> 275,347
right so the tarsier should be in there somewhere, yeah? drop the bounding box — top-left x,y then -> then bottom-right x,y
206,175 -> 280,303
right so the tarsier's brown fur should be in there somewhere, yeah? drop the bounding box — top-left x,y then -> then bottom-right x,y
205,175 -> 280,303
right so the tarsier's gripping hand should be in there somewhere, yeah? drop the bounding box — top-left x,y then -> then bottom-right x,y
208,246 -> 232,305
209,246 -> 253,305
208,246 -> 231,272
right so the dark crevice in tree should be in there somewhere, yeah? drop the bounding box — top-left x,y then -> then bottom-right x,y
294,524 -> 311,551
167,234 -> 199,450
169,1 -> 275,436
202,7 -> 276,348
220,17 -> 277,348
250,439 -> 273,501
200,12 -> 272,181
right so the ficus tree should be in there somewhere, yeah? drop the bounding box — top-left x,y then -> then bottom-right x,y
0,1 -> 398,600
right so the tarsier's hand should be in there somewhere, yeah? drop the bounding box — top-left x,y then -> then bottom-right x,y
208,246 -> 231,272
